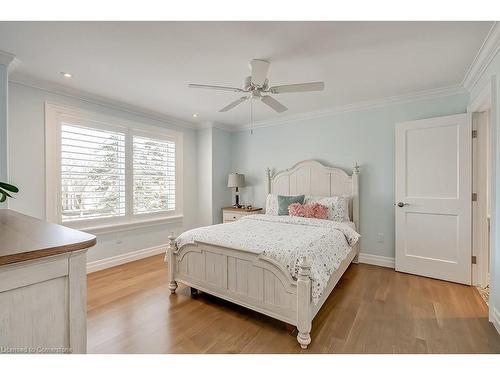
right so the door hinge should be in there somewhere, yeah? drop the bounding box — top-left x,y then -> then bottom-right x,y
472,129 -> 478,138
472,192 -> 477,201
472,255 -> 477,264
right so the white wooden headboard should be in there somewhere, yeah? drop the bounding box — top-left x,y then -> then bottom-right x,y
265,160 -> 360,229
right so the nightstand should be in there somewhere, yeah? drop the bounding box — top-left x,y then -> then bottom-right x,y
222,207 -> 263,223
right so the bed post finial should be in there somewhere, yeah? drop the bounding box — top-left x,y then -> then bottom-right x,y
168,232 -> 176,246
296,256 -> 312,349
298,256 -> 311,276
265,167 -> 272,195
353,162 -> 360,175
167,232 -> 178,294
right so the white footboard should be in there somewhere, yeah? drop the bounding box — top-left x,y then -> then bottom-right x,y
166,234 -> 313,348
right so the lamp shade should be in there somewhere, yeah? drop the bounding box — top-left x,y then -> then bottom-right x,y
227,173 -> 245,188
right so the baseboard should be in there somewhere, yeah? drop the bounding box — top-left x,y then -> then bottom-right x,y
87,244 -> 167,273
358,252 -> 395,269
492,307 -> 500,335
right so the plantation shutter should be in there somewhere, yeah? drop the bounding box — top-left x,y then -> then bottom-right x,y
60,123 -> 126,222
132,134 -> 176,214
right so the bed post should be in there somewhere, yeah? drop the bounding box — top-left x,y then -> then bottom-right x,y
168,232 -> 178,294
352,163 -> 360,263
296,256 -> 312,349
265,167 -> 272,195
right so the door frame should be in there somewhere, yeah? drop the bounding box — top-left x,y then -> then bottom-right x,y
468,82 -> 493,288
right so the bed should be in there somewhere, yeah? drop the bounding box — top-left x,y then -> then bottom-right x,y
165,159 -> 360,349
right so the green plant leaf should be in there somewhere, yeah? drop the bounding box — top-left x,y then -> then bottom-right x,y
0,193 -> 6,202
0,188 -> 12,198
0,182 -> 19,193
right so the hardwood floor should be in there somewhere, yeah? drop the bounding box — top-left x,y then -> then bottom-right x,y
87,254 -> 500,353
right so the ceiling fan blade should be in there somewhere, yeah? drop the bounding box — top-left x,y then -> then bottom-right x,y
269,82 -> 325,94
189,84 -> 244,92
261,96 -> 288,113
219,96 -> 249,112
250,59 -> 270,86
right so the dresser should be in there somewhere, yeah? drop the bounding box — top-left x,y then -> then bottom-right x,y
0,209 -> 96,354
222,207 -> 263,223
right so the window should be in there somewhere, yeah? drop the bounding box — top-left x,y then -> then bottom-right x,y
133,134 -> 176,214
46,103 -> 183,230
61,124 -> 126,222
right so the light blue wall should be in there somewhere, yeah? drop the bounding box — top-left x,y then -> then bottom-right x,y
0,64 -> 7,185
470,50 -> 500,327
211,127 -> 232,223
8,82 -> 200,263
231,93 -> 469,259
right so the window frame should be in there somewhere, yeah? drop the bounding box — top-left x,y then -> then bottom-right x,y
45,102 -> 183,232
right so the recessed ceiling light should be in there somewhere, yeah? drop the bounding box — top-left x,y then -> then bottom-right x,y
192,113 -> 199,118
61,72 -> 72,78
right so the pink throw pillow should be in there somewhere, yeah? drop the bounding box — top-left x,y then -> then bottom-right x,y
288,202 -> 329,219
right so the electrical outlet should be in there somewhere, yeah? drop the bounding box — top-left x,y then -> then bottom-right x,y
377,233 -> 384,243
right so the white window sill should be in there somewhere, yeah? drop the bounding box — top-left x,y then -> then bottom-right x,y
72,215 -> 183,235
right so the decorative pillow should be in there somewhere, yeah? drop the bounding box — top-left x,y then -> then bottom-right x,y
265,194 -> 278,215
304,195 -> 349,222
288,203 -> 329,219
277,195 -> 305,215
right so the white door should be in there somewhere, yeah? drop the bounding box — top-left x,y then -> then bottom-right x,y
395,113 -> 472,284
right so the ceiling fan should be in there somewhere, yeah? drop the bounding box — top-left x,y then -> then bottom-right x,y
188,59 -> 325,113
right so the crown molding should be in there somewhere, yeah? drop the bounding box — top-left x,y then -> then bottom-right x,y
8,73 -> 468,134
196,120 -> 237,132
467,79 -> 493,113
9,73 -> 198,130
236,84 -> 467,132
196,121 -> 213,130
212,121 -> 237,132
0,49 -> 20,70
462,22 -> 500,91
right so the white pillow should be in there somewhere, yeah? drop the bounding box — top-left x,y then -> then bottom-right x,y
304,195 -> 350,222
265,194 -> 279,215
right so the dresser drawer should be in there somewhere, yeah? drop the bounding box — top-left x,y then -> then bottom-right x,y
222,208 -> 262,223
223,212 -> 244,222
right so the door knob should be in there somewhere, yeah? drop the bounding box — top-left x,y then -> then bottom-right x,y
397,202 -> 409,207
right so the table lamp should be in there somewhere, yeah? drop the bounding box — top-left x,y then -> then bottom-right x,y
227,173 -> 245,208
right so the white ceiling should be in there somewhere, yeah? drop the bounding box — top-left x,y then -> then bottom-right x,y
0,21 -> 493,129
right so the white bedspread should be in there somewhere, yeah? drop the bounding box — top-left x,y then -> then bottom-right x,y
176,214 -> 360,304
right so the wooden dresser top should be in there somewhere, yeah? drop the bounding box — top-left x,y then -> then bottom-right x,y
0,209 -> 96,266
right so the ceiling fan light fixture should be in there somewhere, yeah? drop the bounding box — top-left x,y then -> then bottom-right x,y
243,76 -> 252,90
188,59 -> 324,114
